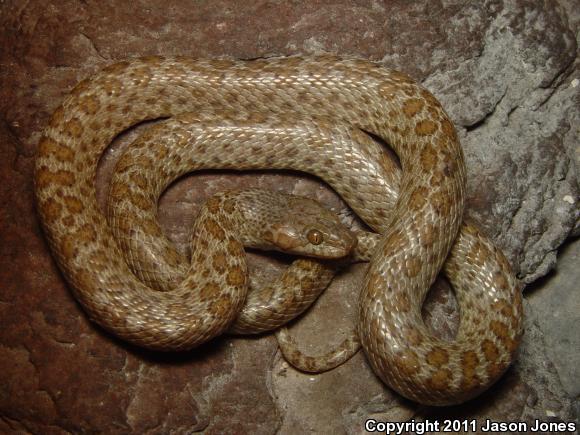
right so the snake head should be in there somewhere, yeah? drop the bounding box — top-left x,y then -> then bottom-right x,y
264,196 -> 357,259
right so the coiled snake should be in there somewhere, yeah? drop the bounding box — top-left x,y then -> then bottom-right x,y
35,56 -> 523,406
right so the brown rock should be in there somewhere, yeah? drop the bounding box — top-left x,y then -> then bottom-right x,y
1,0 -> 577,432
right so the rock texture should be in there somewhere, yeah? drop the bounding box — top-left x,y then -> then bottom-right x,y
0,0 -> 578,433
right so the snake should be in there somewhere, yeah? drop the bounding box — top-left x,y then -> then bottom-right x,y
34,56 -> 523,406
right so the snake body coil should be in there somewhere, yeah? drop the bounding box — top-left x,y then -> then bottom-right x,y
35,56 -> 523,406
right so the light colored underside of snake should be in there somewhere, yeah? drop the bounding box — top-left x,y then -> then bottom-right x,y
35,56 -> 523,406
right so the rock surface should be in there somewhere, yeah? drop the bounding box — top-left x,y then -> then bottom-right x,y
1,0 -> 578,433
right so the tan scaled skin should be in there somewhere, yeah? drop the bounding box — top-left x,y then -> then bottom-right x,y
35,56 -> 522,406
108,148 -> 357,336
111,110 -> 523,405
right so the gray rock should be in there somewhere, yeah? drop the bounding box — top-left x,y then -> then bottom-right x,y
423,0 -> 579,283
527,239 -> 580,400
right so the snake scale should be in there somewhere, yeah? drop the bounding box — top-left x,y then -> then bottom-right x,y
35,56 -> 523,406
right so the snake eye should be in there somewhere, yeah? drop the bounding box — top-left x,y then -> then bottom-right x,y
306,229 -> 323,245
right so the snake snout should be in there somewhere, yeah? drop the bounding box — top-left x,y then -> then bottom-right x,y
319,226 -> 358,259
